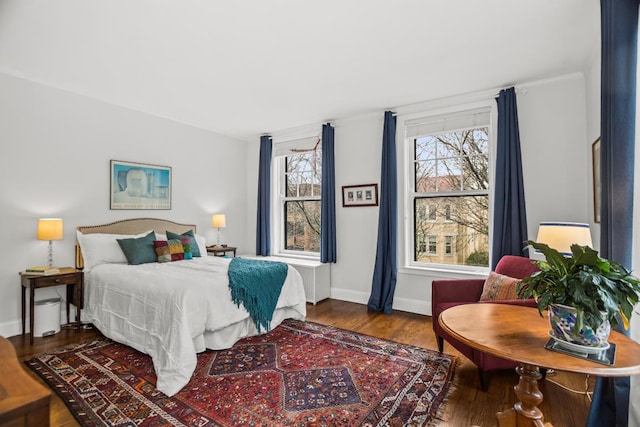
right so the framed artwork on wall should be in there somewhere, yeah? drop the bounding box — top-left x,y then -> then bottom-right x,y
342,183 -> 379,207
592,137 -> 601,223
110,160 -> 172,210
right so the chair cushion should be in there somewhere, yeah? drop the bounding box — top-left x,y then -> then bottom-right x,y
479,272 -> 521,301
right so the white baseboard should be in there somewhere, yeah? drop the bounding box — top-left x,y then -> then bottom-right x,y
329,287 -> 432,316
329,287 -> 369,305
0,320 -> 22,339
0,306 -> 69,339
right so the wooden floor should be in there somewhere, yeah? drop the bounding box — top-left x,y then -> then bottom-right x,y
8,299 -> 593,426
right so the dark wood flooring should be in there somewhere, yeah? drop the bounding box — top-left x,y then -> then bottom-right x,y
8,299 -> 593,426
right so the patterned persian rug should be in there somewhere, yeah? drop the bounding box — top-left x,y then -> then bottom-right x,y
26,319 -> 457,426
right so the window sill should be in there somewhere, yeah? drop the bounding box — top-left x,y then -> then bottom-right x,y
399,264 -> 489,278
272,252 -> 320,262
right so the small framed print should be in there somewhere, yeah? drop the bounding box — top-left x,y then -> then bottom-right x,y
342,183 -> 379,207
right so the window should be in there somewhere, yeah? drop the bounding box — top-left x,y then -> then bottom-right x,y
408,108 -> 490,268
427,236 -> 437,254
417,235 -> 427,253
445,236 -> 453,256
426,203 -> 437,221
444,204 -> 453,221
275,136 -> 322,255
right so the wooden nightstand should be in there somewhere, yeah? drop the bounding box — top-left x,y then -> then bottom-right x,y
20,267 -> 84,344
206,246 -> 237,257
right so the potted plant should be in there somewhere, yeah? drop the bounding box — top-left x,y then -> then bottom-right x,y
517,240 -> 640,350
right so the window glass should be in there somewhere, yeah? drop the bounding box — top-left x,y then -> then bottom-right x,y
412,125 -> 490,267
280,145 -> 322,254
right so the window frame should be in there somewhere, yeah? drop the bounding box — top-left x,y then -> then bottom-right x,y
272,134 -> 323,259
398,100 -> 496,274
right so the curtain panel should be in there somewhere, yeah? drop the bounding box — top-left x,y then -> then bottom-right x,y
491,87 -> 528,270
368,111 -> 398,314
256,135 -> 273,256
588,0 -> 638,425
320,123 -> 337,263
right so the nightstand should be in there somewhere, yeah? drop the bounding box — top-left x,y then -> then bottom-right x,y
20,267 -> 84,344
206,246 -> 237,257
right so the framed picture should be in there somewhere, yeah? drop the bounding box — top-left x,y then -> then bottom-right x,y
342,183 -> 379,207
110,160 -> 172,210
592,138 -> 601,223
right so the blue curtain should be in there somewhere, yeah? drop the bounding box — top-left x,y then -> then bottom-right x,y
321,123 -> 337,263
368,111 -> 397,314
256,135 -> 272,256
587,0 -> 638,425
491,87 -> 528,270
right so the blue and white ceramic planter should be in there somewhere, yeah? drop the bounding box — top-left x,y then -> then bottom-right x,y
548,303 -> 610,348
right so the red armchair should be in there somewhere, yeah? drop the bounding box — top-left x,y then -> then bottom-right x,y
431,255 -> 540,390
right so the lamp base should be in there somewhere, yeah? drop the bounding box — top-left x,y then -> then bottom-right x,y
47,240 -> 54,267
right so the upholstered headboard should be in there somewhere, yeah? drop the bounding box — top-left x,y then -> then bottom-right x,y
75,218 -> 196,269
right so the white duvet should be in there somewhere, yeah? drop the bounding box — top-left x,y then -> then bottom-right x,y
84,256 -> 306,396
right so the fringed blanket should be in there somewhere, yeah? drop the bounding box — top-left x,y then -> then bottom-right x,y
228,257 -> 288,333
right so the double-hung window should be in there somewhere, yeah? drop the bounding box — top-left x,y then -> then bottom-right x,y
274,136 -> 322,255
408,108 -> 491,268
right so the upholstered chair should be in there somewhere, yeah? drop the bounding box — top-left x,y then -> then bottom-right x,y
431,255 -> 540,391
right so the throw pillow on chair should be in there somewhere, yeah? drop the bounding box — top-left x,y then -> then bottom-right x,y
479,272 -> 521,301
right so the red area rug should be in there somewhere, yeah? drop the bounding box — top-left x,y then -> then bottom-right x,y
26,319 -> 457,426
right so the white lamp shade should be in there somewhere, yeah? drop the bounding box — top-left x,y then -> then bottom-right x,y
212,214 -> 226,228
37,218 -> 63,241
535,222 -> 592,256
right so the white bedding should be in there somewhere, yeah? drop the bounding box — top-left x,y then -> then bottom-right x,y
84,255 -> 307,396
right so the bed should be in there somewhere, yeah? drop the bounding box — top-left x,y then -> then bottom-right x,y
76,218 -> 307,396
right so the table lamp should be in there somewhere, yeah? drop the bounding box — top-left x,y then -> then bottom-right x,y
37,218 -> 63,266
535,222 -> 592,256
211,214 -> 226,246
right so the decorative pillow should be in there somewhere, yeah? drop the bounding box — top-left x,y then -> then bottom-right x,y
154,233 -> 194,253
116,231 -> 158,265
154,238 -> 188,262
77,229 -> 153,272
166,229 -> 202,257
479,271 -> 522,301
180,237 -> 193,260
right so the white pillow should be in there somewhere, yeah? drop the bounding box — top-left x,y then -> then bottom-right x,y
77,230 -> 153,272
194,234 -> 207,257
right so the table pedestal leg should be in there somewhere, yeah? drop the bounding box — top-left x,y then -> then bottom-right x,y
496,363 -> 553,427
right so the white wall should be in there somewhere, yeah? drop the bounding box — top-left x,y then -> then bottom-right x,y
1,70 -> 589,335
0,73 -> 248,337
583,48 -> 602,250
245,74 -> 591,315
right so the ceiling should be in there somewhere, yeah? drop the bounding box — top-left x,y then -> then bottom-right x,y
0,0 -> 599,140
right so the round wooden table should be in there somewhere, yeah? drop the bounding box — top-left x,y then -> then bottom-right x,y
438,303 -> 640,427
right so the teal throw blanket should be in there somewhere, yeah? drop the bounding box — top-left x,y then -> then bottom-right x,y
228,257 -> 288,333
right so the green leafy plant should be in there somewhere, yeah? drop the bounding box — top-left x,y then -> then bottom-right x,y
517,240 -> 640,334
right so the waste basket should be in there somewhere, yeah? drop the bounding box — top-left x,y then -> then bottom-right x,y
33,297 -> 61,337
